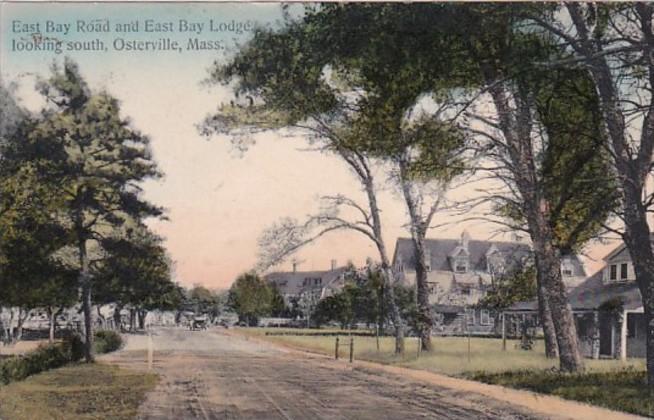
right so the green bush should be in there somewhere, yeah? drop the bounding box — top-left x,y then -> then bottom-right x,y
0,334 -> 84,385
94,330 -> 123,354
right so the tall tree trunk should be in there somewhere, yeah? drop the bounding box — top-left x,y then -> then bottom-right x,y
78,238 -> 94,363
412,237 -> 433,351
14,307 -> 28,342
114,304 -> 123,332
398,164 -> 434,352
535,261 -> 559,358
531,221 -> 583,372
484,71 -> 583,372
138,309 -> 146,330
566,3 -> 654,384
360,169 -> 405,354
621,196 -> 654,385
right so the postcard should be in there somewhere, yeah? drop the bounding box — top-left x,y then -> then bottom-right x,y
0,2 -> 652,419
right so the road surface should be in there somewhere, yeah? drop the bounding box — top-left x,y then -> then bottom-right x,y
102,327 -> 541,420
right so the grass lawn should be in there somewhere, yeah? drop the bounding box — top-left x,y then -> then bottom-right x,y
0,362 -> 158,420
239,328 -> 644,376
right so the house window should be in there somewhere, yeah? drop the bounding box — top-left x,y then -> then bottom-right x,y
480,309 -> 491,326
460,286 -> 471,295
609,264 -> 617,281
425,264 -> 431,272
562,266 -> 573,277
620,263 -> 628,280
455,260 -> 467,273
466,309 -> 475,325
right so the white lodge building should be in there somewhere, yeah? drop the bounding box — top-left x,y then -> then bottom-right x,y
508,240 -> 647,360
392,231 -> 586,334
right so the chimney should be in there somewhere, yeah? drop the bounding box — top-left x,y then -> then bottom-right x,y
461,230 -> 471,249
331,259 -> 337,271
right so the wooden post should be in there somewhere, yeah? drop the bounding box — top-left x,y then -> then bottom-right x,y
349,336 -> 354,363
502,312 -> 507,351
335,336 -> 339,360
467,329 -> 471,363
376,325 -> 380,352
147,333 -> 154,370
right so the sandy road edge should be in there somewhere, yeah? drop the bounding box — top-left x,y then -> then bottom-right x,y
222,329 -> 646,420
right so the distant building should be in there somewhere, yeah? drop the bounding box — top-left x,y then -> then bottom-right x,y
264,262 -> 349,304
392,231 -> 586,334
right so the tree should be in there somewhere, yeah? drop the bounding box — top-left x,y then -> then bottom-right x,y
228,272 -> 273,326
14,59 -> 163,361
479,266 -> 537,311
186,285 -> 223,323
94,225 -> 179,331
0,95 -> 78,343
523,1 -> 654,387
203,13 -> 409,353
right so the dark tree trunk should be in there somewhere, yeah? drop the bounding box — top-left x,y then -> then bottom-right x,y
79,239 -> 94,363
113,304 -> 123,331
138,310 -> 146,330
14,307 -> 28,342
621,197 -> 654,386
535,259 -> 559,358
531,229 -> 583,372
484,70 -> 583,372
129,308 -> 136,331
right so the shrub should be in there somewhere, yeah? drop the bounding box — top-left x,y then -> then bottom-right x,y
94,330 -> 123,354
0,335 -> 85,385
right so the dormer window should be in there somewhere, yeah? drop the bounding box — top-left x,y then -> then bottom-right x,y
455,259 -> 468,273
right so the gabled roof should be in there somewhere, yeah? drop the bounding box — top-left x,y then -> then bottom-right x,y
603,234 -> 654,262
264,267 -> 348,297
392,237 -> 533,274
507,271 -> 642,312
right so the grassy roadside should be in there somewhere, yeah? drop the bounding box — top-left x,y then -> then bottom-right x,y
237,328 -> 644,375
468,369 -> 654,418
236,327 -> 650,417
0,363 -> 158,420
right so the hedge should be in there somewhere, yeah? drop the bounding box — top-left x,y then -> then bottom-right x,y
94,330 -> 124,354
0,334 -> 84,385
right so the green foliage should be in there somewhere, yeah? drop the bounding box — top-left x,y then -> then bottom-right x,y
94,226 -> 178,311
184,285 -> 226,320
228,272 -> 274,326
93,330 -> 124,354
478,266 -> 537,310
0,334 -> 84,385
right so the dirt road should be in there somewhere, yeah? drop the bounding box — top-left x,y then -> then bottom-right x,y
102,327 -> 541,420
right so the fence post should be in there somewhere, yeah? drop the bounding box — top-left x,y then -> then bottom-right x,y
502,312 -> 507,351
335,336 -> 339,360
349,336 -> 354,363
376,325 -> 380,352
147,333 -> 154,370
